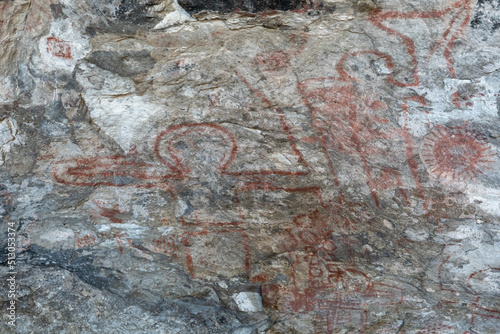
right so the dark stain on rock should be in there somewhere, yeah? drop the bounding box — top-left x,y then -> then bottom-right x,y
87,0 -> 162,34
471,0 -> 500,32
178,0 -> 308,14
114,0 -> 159,26
497,96 -> 500,118
0,184 -> 13,217
25,245 -> 122,291
86,50 -> 156,77
50,4 -> 67,20
356,0 -> 378,12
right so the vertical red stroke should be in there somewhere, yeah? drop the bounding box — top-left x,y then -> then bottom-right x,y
233,71 -> 310,176
401,100 -> 428,212
369,0 -> 473,82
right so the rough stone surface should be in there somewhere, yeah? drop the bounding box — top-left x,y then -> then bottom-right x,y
1,0 -> 500,333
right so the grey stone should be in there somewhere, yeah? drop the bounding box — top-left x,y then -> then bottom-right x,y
0,0 -> 500,333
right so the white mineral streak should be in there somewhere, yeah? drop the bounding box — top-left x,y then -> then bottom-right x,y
76,65 -> 167,151
0,118 -> 20,166
232,292 -> 264,312
154,0 -> 195,30
40,229 -> 75,242
466,183 -> 500,217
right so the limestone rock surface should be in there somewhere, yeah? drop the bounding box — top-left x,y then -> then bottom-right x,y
1,0 -> 500,333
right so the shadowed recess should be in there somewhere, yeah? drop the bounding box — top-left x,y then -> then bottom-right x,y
178,0 -> 308,13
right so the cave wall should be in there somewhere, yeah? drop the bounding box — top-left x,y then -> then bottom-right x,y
1,0 -> 500,333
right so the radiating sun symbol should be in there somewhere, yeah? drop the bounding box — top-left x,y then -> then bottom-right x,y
420,126 -> 497,181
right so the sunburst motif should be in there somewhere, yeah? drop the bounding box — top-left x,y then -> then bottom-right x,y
420,126 -> 497,181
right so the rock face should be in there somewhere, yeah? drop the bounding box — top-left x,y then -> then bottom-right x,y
1,0 -> 500,333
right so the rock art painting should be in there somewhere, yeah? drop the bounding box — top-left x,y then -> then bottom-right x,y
420,125 -> 497,181
0,0 -> 499,333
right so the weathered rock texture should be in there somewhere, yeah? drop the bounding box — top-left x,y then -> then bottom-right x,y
1,0 -> 500,333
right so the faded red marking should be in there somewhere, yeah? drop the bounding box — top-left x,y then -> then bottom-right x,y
255,34 -> 307,72
150,235 -> 187,255
405,96 -> 427,106
24,0 -> 53,32
296,81 -> 364,223
74,233 -> 96,248
467,267 -> 500,314
420,125 -> 497,181
297,77 -> 394,208
451,90 -> 476,108
470,310 -> 500,333
180,217 -> 244,227
185,251 -> 195,277
372,168 -> 411,206
52,155 -> 179,198
435,245 -> 500,320
236,181 -> 324,205
468,267 -> 500,289
37,153 -> 55,161
369,0 -> 473,83
337,51 -> 410,87
255,189 -> 402,331
234,182 -> 328,240
149,229 -> 250,278
233,71 -> 310,176
46,37 -> 72,59
93,200 -> 124,224
401,102 -> 428,213
154,123 -> 237,175
74,230 -> 139,255
262,262 -> 403,333
242,232 -> 251,276
276,210 -> 333,254
114,234 -> 125,254
451,90 -> 461,108
438,245 -> 462,293
256,50 -> 291,71
177,229 -> 250,278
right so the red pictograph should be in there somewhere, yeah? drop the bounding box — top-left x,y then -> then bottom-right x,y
437,245 -> 500,332
53,116 -> 317,278
53,109 -> 310,185
74,230 -> 133,254
420,125 -> 497,181
145,228 -> 250,278
53,123 -> 241,193
336,51 -> 411,87
46,37 -> 72,59
468,267 -> 500,293
74,233 -> 97,248
297,76 -> 410,208
154,123 -> 237,176
24,0 -> 52,33
400,98 -> 429,212
255,34 -> 308,72
256,50 -> 292,71
257,198 -> 403,333
52,155 -> 179,188
369,0 -> 473,83
92,199 -> 125,224
467,267 -> 500,332
262,262 -> 403,333
233,72 -> 310,176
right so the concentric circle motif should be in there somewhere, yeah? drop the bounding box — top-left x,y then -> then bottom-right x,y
420,126 -> 497,181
